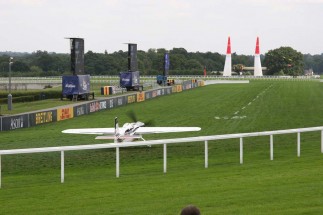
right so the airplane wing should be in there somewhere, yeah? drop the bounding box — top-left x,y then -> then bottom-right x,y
95,135 -> 142,140
133,127 -> 201,134
62,128 -> 115,135
62,127 -> 201,135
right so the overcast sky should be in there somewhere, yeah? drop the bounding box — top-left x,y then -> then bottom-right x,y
1,0 -> 322,55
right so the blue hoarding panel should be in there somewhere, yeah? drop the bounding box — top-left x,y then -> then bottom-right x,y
119,71 -> 140,87
62,75 -> 90,95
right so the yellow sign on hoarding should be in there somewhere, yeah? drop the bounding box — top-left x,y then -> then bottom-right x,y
57,107 -> 74,121
36,111 -> 53,125
127,95 -> 136,103
176,85 -> 182,92
137,92 -> 145,102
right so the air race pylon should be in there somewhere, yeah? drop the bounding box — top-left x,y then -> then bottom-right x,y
223,36 -> 232,76
254,37 -> 263,76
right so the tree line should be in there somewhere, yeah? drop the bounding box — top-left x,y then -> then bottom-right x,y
0,47 -> 322,77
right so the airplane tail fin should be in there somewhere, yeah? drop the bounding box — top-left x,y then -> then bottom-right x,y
114,117 -> 120,143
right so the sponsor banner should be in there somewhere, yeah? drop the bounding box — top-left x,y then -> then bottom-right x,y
88,102 -> 98,113
29,110 -> 56,126
199,80 -> 205,86
159,89 -> 164,96
88,101 -> 106,113
152,90 -> 157,98
156,89 -> 165,96
166,87 -> 172,94
2,114 -> 29,131
172,85 -> 177,93
126,94 -> 136,104
99,100 -> 107,110
184,83 -> 192,90
74,104 -> 87,117
106,98 -> 116,109
183,80 -> 191,85
176,85 -> 182,92
145,91 -> 152,100
57,107 -> 74,121
182,80 -> 192,90
137,92 -> 145,102
164,53 -> 170,76
88,100 -> 107,113
116,96 -> 126,107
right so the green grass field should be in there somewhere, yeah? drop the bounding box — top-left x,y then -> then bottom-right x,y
1,80 -> 323,214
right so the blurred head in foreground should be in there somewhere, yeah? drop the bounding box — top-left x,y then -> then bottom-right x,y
180,205 -> 201,215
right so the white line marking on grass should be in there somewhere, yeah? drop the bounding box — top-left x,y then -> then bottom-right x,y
215,84 -> 273,121
231,116 -> 246,119
215,116 -> 247,120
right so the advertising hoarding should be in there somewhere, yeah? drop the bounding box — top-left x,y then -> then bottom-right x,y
62,75 -> 90,96
2,114 -> 29,131
57,107 -> 74,121
29,110 -> 57,126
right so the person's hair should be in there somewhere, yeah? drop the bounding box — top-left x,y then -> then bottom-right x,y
180,205 -> 201,215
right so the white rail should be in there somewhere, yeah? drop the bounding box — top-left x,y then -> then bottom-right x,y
1,126 -> 323,188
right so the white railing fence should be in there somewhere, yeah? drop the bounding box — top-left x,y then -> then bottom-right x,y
1,126 -> 323,188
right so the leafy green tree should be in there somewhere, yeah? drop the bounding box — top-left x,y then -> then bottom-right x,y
30,66 -> 43,75
264,47 -> 304,76
185,59 -> 202,70
232,53 -> 253,66
32,50 -> 55,72
11,61 -> 30,72
303,54 -> 323,74
170,54 -> 186,71
2,46 -> 321,76
170,48 -> 188,56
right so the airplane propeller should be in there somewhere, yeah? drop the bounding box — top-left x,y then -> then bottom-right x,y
127,110 -> 138,122
127,110 -> 155,126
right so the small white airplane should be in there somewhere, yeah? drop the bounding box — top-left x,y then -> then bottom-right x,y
62,116 -> 201,143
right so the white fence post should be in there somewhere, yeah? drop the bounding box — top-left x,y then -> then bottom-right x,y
116,147 -> 120,178
240,137 -> 243,164
297,132 -> 301,157
61,151 -> 64,183
270,135 -> 273,160
205,140 -> 208,168
163,144 -> 167,173
321,130 -> 323,153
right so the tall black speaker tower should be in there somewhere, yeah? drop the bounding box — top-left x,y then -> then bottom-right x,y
127,43 -> 137,72
67,38 -> 84,75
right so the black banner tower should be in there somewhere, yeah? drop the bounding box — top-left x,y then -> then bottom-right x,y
127,43 -> 137,72
67,38 -> 84,75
